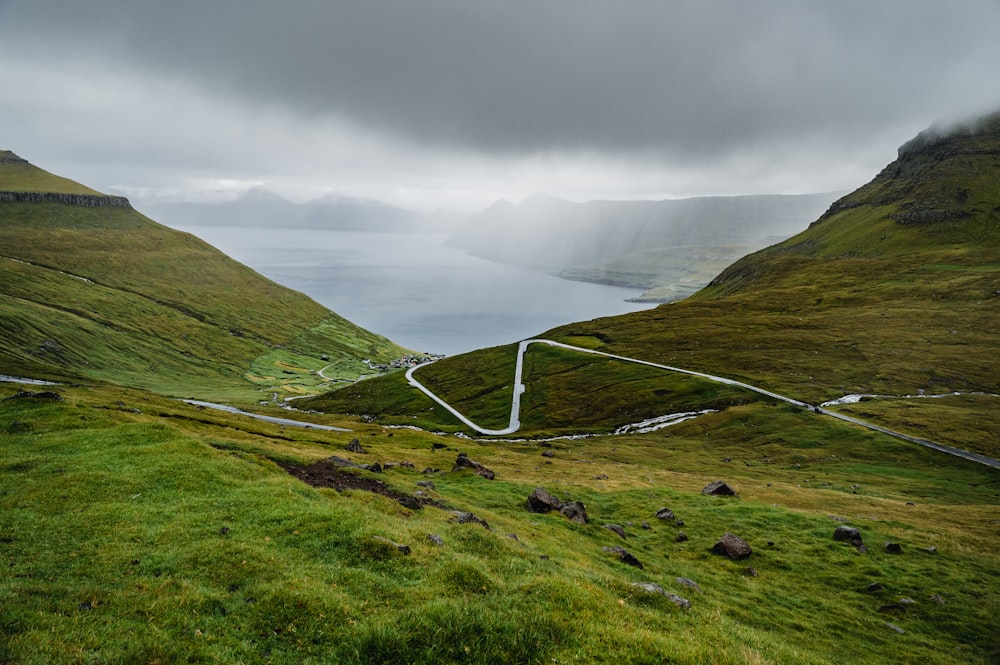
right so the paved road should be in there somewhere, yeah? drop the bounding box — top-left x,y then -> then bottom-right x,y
182,399 -> 351,432
406,339 -> 1000,470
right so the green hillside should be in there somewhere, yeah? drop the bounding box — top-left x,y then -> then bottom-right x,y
0,152 -> 406,400
318,113 -> 1000,456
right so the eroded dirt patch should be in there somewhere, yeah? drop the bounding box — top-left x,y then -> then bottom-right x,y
278,458 -> 449,511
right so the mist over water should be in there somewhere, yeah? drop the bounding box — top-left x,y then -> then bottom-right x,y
177,226 -> 652,356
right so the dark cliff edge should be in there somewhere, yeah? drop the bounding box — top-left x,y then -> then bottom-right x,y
0,191 -> 132,208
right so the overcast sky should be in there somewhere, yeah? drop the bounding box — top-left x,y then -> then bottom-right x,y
2,0 -> 999,212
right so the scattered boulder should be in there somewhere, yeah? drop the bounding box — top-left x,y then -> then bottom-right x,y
592,474 -> 609,480
345,438 -> 367,454
416,480 -> 436,491
602,546 -> 643,569
449,511 -> 491,530
631,583 -> 690,609
655,507 -> 675,521
702,480 -> 737,497
427,534 -> 444,546
744,567 -> 758,577
885,542 -> 903,554
866,582 -> 884,593
541,450 -> 555,458
560,501 -> 589,524
640,521 -> 651,530
924,546 -> 937,554
929,594 -> 945,605
885,622 -> 905,634
367,462 -> 383,474
526,487 -> 564,513
711,532 -> 752,560
506,533 -> 520,542
834,526 -> 864,548
452,453 -> 495,480
675,531 -> 689,543
604,524 -> 627,540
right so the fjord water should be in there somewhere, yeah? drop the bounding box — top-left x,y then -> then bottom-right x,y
176,226 -> 652,355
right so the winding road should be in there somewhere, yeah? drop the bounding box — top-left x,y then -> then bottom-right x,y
406,338 -> 1000,470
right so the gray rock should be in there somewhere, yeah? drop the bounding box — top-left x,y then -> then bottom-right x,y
541,450 -> 555,458
701,480 -> 737,496
929,594 -> 945,605
452,452 -> 495,480
640,521 -> 651,530
675,531 -> 689,543
416,480 -> 436,490
346,438 -> 367,454
427,533 -> 444,546
866,582 -> 884,593
602,546 -> 643,569
834,525 -> 863,547
885,542 -> 903,554
675,577 -> 700,591
744,567 -> 758,577
711,532 -> 752,560
604,524 -> 627,540
884,622 -> 905,634
631,582 -> 690,609
655,507 -> 675,521
449,511 -> 491,530
526,487 -> 564,513
560,501 -> 589,524
372,536 -> 410,555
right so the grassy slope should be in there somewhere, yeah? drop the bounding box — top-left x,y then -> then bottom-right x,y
0,154 -> 406,400
325,115 -> 1000,455
3,382 -> 998,664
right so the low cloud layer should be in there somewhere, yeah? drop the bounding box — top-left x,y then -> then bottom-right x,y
2,1 -> 998,210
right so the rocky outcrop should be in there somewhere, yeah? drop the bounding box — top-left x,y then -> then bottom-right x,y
0,191 -> 132,208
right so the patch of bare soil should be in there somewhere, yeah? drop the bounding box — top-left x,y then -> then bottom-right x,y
278,458 -> 449,511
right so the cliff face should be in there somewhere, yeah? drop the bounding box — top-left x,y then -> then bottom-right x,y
0,191 -> 132,208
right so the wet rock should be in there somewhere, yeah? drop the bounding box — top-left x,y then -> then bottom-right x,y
452,452 -> 495,480
526,487 -> 564,513
711,532 -> 752,560
602,546 -> 643,569
560,501 -> 589,524
701,480 -> 737,497
655,507 -> 675,521
885,542 -> 903,554
604,524 -> 627,540
631,582 -> 690,609
345,438 -> 367,454
675,531 -> 689,543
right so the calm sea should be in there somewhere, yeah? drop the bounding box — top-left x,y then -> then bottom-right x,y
176,226 -> 653,356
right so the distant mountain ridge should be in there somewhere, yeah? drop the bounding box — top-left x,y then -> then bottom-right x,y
447,190 -> 841,301
143,187 -> 462,233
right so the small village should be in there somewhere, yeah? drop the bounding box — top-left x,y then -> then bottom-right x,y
364,352 -> 445,373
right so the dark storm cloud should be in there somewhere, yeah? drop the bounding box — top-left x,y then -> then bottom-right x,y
4,0 -> 999,161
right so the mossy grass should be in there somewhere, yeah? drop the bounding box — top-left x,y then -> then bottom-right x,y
2,382 -> 998,663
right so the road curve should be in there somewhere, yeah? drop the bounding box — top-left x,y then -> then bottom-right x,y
405,339 -> 1000,470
